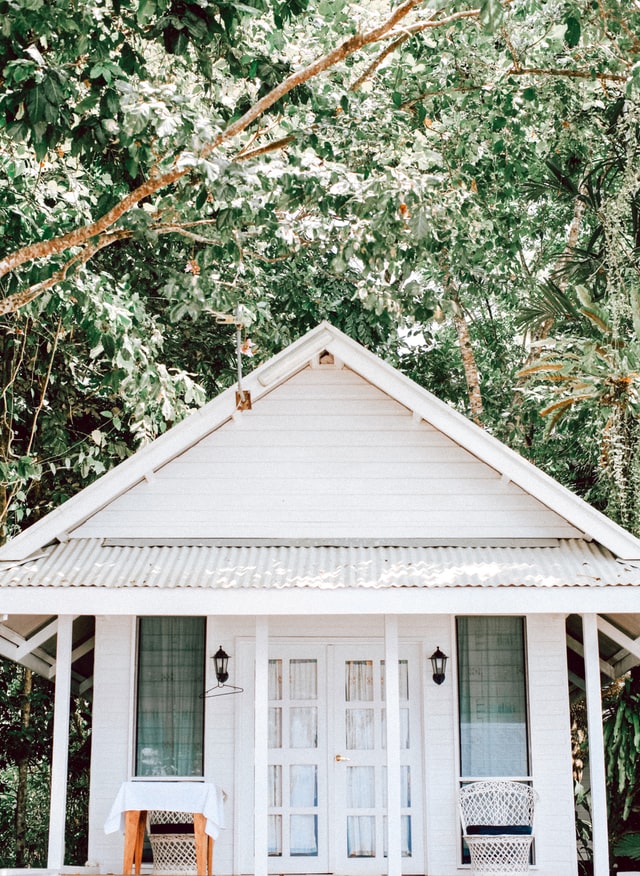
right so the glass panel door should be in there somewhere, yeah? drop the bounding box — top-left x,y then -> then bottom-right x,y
255,641 -> 424,875
331,645 -> 423,875
268,647 -> 328,872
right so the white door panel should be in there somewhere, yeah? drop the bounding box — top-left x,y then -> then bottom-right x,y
330,645 -> 423,875
239,640 -> 424,875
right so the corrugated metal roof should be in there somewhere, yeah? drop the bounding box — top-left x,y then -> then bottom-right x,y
1,538 -> 640,590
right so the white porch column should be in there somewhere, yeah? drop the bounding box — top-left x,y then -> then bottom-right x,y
384,615 -> 402,876
47,615 -> 74,870
254,617 -> 269,876
582,613 -> 609,876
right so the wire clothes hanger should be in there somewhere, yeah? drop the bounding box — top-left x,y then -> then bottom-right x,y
201,681 -> 244,698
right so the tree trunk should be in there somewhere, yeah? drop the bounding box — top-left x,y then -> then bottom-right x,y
452,299 -> 484,427
15,667 -> 32,867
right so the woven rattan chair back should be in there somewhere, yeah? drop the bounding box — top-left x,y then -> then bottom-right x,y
459,780 -> 537,876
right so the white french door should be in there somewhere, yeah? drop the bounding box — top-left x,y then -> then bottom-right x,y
266,645 -> 328,872
331,645 -> 423,875
245,640 -> 424,875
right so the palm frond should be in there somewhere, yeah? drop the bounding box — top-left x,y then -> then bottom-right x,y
580,305 -> 612,334
516,280 -> 582,334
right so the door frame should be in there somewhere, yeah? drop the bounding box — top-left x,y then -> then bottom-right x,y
234,634 -> 426,876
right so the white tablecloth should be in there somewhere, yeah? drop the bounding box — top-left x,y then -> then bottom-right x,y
105,781 -> 225,839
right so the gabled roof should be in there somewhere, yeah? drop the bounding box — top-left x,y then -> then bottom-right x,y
1,321 -> 640,560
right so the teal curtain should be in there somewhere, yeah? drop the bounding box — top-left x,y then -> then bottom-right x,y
457,616 -> 529,778
136,616 -> 205,777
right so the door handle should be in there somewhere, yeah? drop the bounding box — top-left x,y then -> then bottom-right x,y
335,754 -> 351,762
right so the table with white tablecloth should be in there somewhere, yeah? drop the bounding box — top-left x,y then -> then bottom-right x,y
105,781 -> 225,875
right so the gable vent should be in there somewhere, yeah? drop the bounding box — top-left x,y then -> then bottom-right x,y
318,350 -> 334,366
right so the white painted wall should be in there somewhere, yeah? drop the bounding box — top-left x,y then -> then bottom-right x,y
72,366 -> 581,541
87,616 -> 135,872
527,614 -> 578,876
86,612 -> 578,876
418,614 -> 459,876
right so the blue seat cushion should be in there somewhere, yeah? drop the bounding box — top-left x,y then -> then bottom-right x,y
466,824 -> 532,836
149,822 -> 194,835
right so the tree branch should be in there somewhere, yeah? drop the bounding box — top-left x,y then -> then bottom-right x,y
0,0 -> 426,305
0,230 -> 133,316
506,65 -> 628,83
351,8 -> 481,91
234,135 -> 296,161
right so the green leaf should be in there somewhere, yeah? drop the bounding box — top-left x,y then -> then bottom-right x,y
564,16 -> 581,48
195,187 -> 209,210
480,0 -> 504,32
137,0 -> 157,26
101,334 -> 117,358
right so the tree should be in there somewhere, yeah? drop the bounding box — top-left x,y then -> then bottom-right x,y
517,103 -> 640,532
0,658 -> 52,867
572,673 -> 640,873
2,1 -> 640,864
0,655 -> 91,867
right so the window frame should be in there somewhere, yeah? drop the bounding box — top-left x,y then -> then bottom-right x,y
134,615 -> 206,779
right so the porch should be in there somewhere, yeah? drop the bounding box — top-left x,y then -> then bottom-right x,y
1,608 -> 632,876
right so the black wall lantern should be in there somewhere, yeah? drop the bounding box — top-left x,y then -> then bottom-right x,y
430,646 -> 448,685
202,645 -> 243,698
213,646 -> 229,684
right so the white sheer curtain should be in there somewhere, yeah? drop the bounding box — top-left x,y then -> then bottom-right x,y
135,616 -> 205,776
348,816 -> 375,857
268,658 -> 319,857
345,661 -> 377,857
457,616 -> 529,777
345,659 -> 374,701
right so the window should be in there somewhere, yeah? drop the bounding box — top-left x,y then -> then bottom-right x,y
135,616 -> 205,777
457,616 -> 529,778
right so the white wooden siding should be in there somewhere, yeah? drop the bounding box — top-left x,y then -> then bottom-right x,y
526,614 -> 578,875
87,616 -> 135,872
86,613 -> 578,876
72,366 -> 582,541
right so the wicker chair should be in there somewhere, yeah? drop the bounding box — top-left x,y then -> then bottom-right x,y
459,780 -> 537,875
147,810 -> 200,875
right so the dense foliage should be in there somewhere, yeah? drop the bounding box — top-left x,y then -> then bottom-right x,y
0,0 -> 638,539
0,658 -> 91,866
1,0 -> 640,865
573,672 -> 640,872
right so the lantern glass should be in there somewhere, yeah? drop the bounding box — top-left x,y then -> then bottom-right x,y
214,646 -> 230,684
430,647 -> 447,685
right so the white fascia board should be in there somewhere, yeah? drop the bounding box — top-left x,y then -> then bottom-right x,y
1,583 -> 640,616
323,330 -> 640,560
0,326 -> 336,562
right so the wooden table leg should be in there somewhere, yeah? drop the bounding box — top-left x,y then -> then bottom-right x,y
193,812 -> 207,875
123,810 -> 146,875
123,810 -> 140,875
135,810 -> 147,874
207,835 -> 214,876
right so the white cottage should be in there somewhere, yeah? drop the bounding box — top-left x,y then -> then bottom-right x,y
1,322 -> 640,876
